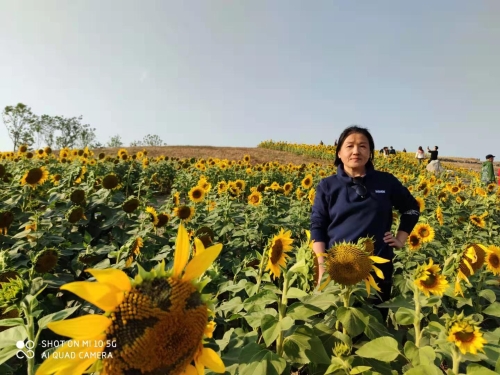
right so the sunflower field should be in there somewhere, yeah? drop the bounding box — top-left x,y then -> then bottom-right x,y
0,143 -> 499,375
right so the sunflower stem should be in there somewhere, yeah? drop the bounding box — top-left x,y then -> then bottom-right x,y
451,347 -> 462,374
254,247 -> 267,294
341,287 -> 352,335
473,272 -> 487,314
276,274 -> 289,357
413,288 -> 422,347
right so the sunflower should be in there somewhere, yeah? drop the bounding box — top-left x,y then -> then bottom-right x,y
189,186 -> 206,203
70,189 -> 86,205
174,205 -> 195,222
320,241 -> 389,295
34,249 -> 59,273
125,237 -> 143,267
415,197 -> 425,212
308,188 -> 316,205
449,185 -> 460,194
470,215 -> 485,228
265,228 -> 294,279
67,206 -> 86,224
413,223 -> 435,243
156,213 -> 170,228
122,197 -> 140,213
102,174 -> 120,190
455,243 -> 487,296
301,174 -> 313,190
217,181 -> 228,194
447,318 -> 487,355
146,206 -> 159,225
36,224 -> 225,375
20,166 -> 49,188
474,187 -> 487,197
485,245 -> 500,275
414,259 -> 449,297
197,178 -> 211,193
436,206 -> 444,226
283,182 -> 293,195
173,192 -> 180,206
295,188 -> 305,200
234,179 -> 246,191
243,155 -> 250,163
247,191 -> 262,207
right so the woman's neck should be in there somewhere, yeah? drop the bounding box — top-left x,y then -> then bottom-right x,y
343,165 -> 366,177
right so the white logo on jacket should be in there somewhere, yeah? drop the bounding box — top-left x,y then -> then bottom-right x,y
375,190 -> 386,193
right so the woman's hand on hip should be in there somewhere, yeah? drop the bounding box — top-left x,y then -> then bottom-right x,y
383,231 -> 404,249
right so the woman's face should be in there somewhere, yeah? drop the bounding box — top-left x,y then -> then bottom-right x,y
338,133 -> 371,170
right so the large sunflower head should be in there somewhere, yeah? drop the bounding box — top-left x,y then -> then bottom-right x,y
320,240 -> 389,295
446,313 -> 487,355
21,166 -> 49,187
485,245 -> 500,275
188,186 -> 206,203
265,228 -> 294,279
414,259 -> 449,297
413,223 -> 435,243
66,206 -> 86,224
156,213 -> 170,228
36,224 -> 225,375
102,174 -> 120,190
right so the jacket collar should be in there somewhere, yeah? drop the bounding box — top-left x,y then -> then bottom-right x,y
336,162 -> 375,184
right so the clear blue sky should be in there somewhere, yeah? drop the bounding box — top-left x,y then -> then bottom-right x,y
1,1 -> 499,158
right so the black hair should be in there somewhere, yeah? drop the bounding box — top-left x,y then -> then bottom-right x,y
418,146 -> 423,151
334,125 -> 375,167
435,146 -> 439,150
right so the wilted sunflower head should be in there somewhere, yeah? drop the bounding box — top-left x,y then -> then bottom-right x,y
70,189 -> 86,205
21,166 -> 49,187
174,205 -> 195,222
188,186 -> 206,203
66,206 -> 86,224
34,249 -> 59,273
102,174 -> 120,190
37,224 -> 225,375
123,197 -> 140,213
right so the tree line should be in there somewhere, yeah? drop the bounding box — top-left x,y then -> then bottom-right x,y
1,103 -> 166,151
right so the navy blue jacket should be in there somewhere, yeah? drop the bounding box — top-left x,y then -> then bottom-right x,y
310,163 -> 420,259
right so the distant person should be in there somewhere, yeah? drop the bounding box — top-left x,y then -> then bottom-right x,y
334,139 -> 338,146
481,154 -> 496,184
389,146 -> 396,155
320,140 -> 324,145
379,148 -> 384,155
402,148 -> 407,153
427,146 -> 438,164
415,146 -> 425,164
383,147 -> 389,158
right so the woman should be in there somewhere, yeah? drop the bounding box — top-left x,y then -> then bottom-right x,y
310,126 -> 420,315
415,146 -> 425,164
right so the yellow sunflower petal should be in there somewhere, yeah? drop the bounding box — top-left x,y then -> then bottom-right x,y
61,282 -> 124,312
173,223 -> 190,277
365,279 -> 371,296
194,238 -> 206,256
85,268 -> 131,292
371,265 -> 385,280
305,230 -> 311,242
369,256 -> 390,264
367,274 -> 381,292
463,259 -> 475,275
183,243 -> 223,281
47,315 -> 111,339
197,347 -> 225,373
182,365 -> 198,375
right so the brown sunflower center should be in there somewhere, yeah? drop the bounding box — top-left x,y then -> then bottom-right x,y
70,189 -> 86,204
103,175 -> 119,189
25,168 -> 43,184
270,240 -> 284,264
249,194 -> 260,204
123,198 -> 140,213
421,273 -> 437,288
177,206 -> 192,220
34,250 -> 59,273
192,189 -> 202,199
488,254 -> 499,268
409,235 -> 420,246
156,214 -> 169,227
454,330 -> 475,343
102,278 -> 207,375
418,228 -> 429,238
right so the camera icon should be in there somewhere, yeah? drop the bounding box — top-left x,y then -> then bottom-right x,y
16,340 -> 35,359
